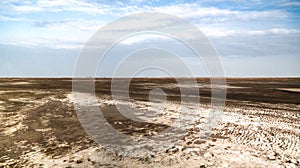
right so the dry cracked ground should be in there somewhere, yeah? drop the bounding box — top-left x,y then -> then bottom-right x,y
0,78 -> 299,168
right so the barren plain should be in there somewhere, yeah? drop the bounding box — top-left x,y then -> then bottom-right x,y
0,78 -> 299,167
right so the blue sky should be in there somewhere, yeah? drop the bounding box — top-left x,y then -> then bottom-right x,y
0,0 -> 299,77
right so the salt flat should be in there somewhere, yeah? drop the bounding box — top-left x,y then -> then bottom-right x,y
0,78 -> 299,167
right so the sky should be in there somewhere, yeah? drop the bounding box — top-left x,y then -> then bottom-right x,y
0,0 -> 300,77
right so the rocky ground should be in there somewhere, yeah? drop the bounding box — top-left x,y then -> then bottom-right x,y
0,78 -> 299,167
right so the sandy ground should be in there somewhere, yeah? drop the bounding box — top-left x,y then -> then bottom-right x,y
0,78 -> 299,167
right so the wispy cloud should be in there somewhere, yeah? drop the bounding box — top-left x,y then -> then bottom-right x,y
280,1 -> 300,7
12,0 -> 107,14
33,19 -> 105,31
120,34 -> 170,45
1,37 -> 84,49
150,3 -> 288,22
247,28 -> 300,36
0,15 -> 31,22
205,28 -> 300,37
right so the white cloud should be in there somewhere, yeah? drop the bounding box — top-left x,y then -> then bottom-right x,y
153,4 -> 234,18
148,3 -> 288,22
200,28 -> 300,38
0,34 -> 87,49
34,19 -> 105,31
281,1 -> 300,7
0,15 -> 31,22
120,34 -> 170,45
13,0 -> 107,14
200,28 -> 236,37
13,5 -> 43,12
247,28 -> 300,36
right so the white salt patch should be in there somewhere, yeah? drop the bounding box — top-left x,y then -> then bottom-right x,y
0,90 -> 50,94
35,128 -> 52,132
11,82 -> 32,85
9,98 -> 29,102
0,82 -> 33,86
277,88 -> 300,93
3,114 -> 28,135
222,112 -> 262,126
68,92 -> 100,106
163,83 -> 245,89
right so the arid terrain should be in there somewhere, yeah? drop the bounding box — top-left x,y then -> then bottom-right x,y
0,78 -> 299,167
